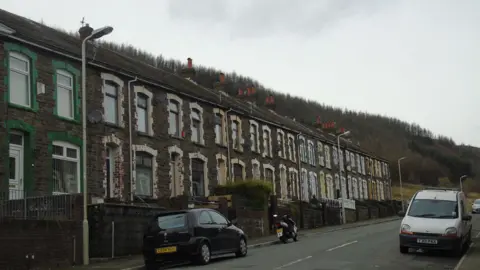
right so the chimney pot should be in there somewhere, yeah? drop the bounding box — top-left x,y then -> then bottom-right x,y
187,58 -> 192,69
79,23 -> 93,40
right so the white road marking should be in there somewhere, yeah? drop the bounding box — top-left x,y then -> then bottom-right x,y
120,265 -> 143,270
326,240 -> 358,252
454,243 -> 474,270
275,255 -> 312,269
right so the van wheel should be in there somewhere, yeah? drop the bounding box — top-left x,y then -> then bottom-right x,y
195,242 -> 211,265
235,237 -> 248,257
452,242 -> 464,257
399,246 -> 408,254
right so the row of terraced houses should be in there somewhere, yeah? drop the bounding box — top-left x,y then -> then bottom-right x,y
0,9 -> 391,207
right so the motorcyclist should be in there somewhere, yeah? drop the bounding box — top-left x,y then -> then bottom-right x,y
282,214 -> 296,234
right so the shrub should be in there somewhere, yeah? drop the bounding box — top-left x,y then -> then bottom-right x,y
214,179 -> 272,208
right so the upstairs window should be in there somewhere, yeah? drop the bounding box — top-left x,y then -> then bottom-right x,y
231,119 -> 242,150
191,109 -> 201,143
136,93 -> 148,133
104,81 -> 119,124
262,126 -> 272,157
249,121 -> 259,152
169,100 -> 180,137
299,137 -> 307,163
214,112 -> 223,144
9,52 -> 31,107
56,70 -> 74,119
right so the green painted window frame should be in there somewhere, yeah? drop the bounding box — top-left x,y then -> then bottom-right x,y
4,42 -> 39,111
47,132 -> 84,194
5,120 -> 36,194
52,60 -> 81,123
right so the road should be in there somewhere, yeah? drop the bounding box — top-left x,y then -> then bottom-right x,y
172,216 -> 480,270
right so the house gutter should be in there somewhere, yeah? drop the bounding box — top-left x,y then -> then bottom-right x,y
0,34 -> 387,163
127,77 -> 138,201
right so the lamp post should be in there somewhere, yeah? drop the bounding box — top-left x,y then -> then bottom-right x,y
460,175 -> 468,192
337,130 -> 350,224
397,157 -> 406,212
81,25 -> 113,266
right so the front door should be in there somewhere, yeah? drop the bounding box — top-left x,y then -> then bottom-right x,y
9,133 -> 24,199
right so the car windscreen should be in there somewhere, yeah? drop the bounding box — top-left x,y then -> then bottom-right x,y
157,213 -> 187,230
474,199 -> 480,205
407,199 -> 458,219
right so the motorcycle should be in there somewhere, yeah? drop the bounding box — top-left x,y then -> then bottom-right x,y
272,214 -> 298,243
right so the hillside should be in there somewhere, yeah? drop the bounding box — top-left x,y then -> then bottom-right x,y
48,21 -> 479,191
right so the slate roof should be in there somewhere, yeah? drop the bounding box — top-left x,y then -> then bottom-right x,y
0,8 -> 386,162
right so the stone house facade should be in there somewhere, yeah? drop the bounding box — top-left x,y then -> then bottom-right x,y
0,9 -> 391,205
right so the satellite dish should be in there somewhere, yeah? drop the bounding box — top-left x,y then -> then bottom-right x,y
88,109 -> 104,124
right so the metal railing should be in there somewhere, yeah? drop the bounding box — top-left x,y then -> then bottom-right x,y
0,189 -> 79,220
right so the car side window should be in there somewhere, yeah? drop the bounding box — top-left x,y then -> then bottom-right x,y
209,211 -> 228,225
198,211 -> 213,225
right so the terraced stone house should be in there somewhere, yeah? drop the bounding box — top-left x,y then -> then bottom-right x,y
0,9 -> 391,206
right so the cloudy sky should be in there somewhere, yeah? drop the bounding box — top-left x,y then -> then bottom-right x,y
3,0 -> 479,146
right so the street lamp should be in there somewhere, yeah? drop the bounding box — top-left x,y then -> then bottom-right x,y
397,157 -> 406,211
460,175 -> 468,192
337,130 -> 351,224
81,25 -> 113,266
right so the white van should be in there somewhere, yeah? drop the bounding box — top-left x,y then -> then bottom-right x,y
398,188 -> 472,256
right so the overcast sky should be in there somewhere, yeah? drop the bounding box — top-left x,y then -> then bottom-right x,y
3,0 -> 479,146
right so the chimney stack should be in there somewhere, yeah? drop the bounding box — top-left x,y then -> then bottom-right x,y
79,23 -> 93,40
180,57 -> 196,79
213,72 -> 226,91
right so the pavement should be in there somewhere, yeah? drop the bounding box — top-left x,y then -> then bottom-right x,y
456,214 -> 480,270
67,215 -> 480,270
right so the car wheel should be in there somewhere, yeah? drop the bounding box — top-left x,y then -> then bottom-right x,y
144,260 -> 159,270
235,237 -> 248,257
195,242 -> 211,265
399,246 -> 408,254
452,241 -> 464,257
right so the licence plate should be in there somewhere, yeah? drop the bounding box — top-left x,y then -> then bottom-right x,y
417,239 -> 438,244
155,246 -> 177,254
276,228 -> 283,237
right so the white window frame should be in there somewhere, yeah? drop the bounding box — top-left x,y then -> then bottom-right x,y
189,152 -> 209,197
287,133 -> 296,162
134,86 -> 154,136
288,168 -> 299,198
317,142 -> 324,167
251,159 -> 261,179
231,158 -> 246,181
263,164 -> 275,194
230,115 -> 243,152
279,164 -> 288,199
249,120 -> 260,153
307,140 -> 315,165
167,94 -> 184,137
300,168 -> 308,202
56,70 -> 74,119
190,103 -> 204,144
262,125 -> 272,157
299,136 -> 306,163
213,108 -> 226,145
52,141 -> 81,194
277,129 -> 286,159
101,73 -> 124,126
133,144 -> 158,198
9,52 -> 31,107
324,145 -> 331,169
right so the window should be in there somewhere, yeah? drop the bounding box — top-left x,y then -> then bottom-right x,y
157,213 -> 187,229
288,135 -> 296,162
217,157 -> 227,185
191,158 -> 205,196
231,120 -> 240,150
263,126 -> 272,157
318,142 -> 324,167
345,150 -> 351,171
136,93 -> 148,133
191,109 -> 201,143
135,152 -> 153,196
280,166 -> 287,199
56,70 -> 74,119
301,169 -> 308,201
307,141 -> 315,165
357,154 -> 362,173
199,211 -> 213,224
168,97 -> 181,137
214,113 -> 223,144
209,211 -> 228,225
250,122 -> 259,152
299,137 -> 306,163
407,199 -> 458,219
104,81 -> 119,124
233,163 -> 243,181
105,146 -> 116,198
52,142 -> 80,194
9,52 -> 31,107
265,168 -> 273,182
277,130 -> 285,158
333,147 -> 338,166
252,161 -> 261,179
324,145 -> 331,168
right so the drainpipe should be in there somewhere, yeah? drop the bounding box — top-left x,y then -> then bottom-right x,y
127,77 -> 138,201
296,133 -> 304,228
224,108 -> 233,181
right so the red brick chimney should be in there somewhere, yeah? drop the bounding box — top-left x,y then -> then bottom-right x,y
180,57 -> 196,79
214,73 -> 226,91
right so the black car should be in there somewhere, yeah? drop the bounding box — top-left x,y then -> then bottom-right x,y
143,208 -> 248,269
